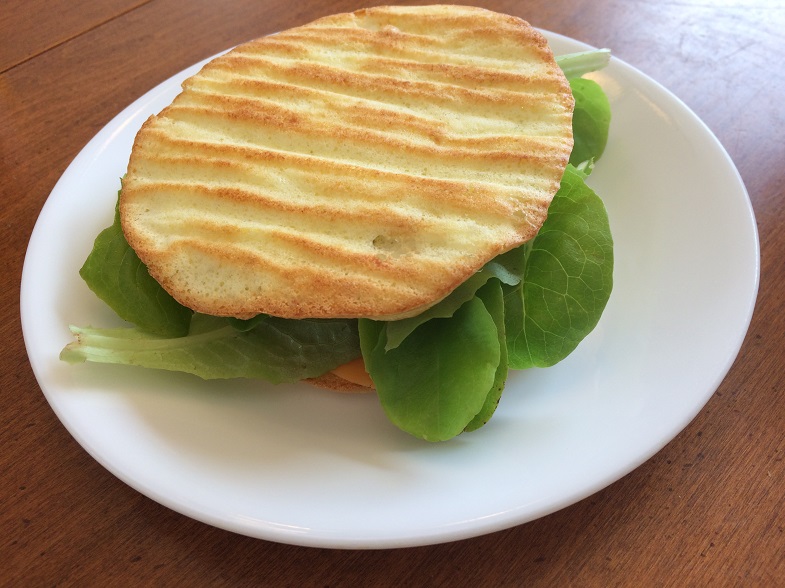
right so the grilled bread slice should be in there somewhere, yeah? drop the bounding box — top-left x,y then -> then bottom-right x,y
120,5 -> 574,320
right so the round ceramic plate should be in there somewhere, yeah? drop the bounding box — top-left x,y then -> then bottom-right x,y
21,31 -> 759,549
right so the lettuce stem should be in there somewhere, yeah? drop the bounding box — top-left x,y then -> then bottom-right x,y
557,49 -> 611,79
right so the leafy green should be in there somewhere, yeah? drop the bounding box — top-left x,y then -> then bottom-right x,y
359,296 -> 501,442
383,260 -> 518,351
79,194 -> 192,337
464,279 -> 508,433
227,315 -> 268,332
503,166 -> 613,369
61,314 -> 361,383
556,49 -> 611,79
570,77 -> 612,166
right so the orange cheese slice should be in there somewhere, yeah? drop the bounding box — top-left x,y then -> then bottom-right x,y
330,356 -> 374,388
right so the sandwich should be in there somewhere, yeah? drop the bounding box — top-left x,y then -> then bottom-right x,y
61,5 -> 614,441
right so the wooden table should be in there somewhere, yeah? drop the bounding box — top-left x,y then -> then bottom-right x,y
3,1 -> 783,584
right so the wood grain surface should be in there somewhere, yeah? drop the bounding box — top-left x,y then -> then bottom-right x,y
2,1 -> 783,585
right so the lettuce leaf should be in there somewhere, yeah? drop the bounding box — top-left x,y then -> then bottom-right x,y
383,260 -> 519,351
503,166 -> 613,369
570,77 -> 612,167
464,279 -> 508,433
359,296 -> 501,441
61,314 -> 361,382
556,49 -> 611,80
79,194 -> 192,337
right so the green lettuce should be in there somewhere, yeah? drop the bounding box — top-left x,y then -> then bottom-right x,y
383,260 -> 519,351
556,49 -> 611,80
503,166 -> 613,369
464,279 -> 508,433
359,296 -> 501,441
78,194 -> 192,337
570,77 -> 611,166
61,314 -> 360,383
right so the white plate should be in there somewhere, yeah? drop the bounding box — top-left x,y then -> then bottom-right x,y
21,31 -> 759,549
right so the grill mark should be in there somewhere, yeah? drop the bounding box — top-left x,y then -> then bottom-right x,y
183,77 -> 569,149
137,129 -> 550,196
192,66 -> 569,142
178,83 -> 568,154
158,235 -> 449,319
352,56 -> 563,92
258,25 -> 547,70
153,214 -> 452,294
213,51 -> 569,114
348,6 -> 544,46
125,179 -> 510,253
157,102 -> 567,191
131,130 -> 548,219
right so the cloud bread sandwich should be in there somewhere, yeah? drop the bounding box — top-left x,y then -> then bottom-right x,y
63,5 -> 615,441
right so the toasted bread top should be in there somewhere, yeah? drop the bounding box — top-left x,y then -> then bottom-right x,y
120,5 -> 574,320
